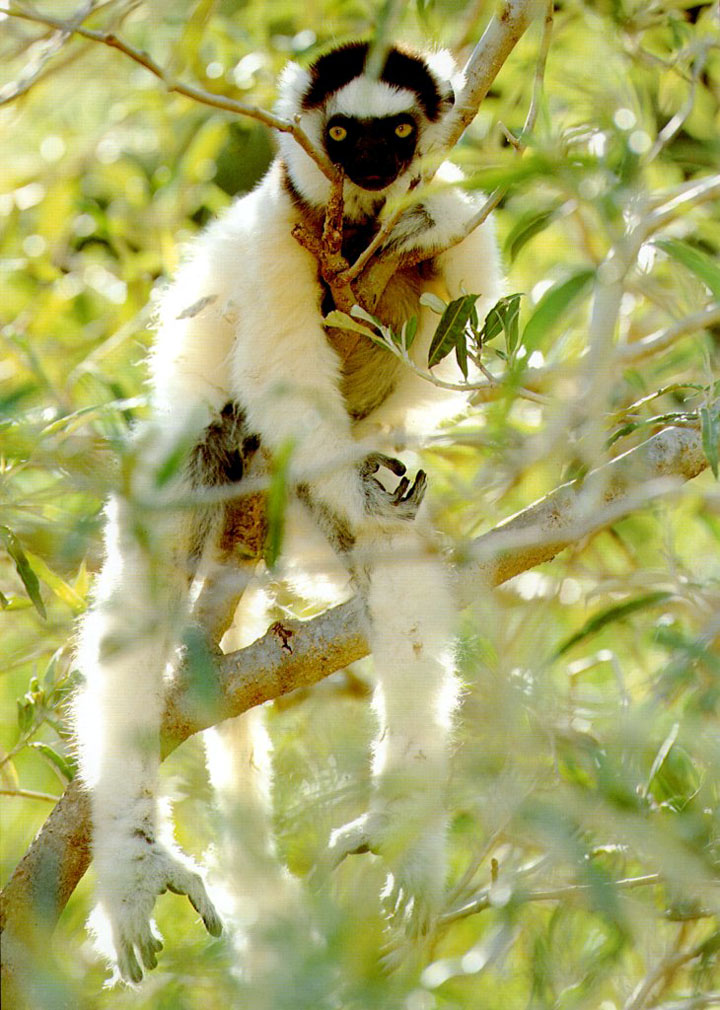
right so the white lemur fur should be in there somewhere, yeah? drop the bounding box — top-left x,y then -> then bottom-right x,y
75,41 -> 502,983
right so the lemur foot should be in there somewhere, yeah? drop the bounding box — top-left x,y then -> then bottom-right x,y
98,844 -> 221,984
359,452 -> 427,521
326,807 -> 445,952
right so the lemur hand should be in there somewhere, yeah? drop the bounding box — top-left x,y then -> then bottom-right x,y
359,452 -> 427,521
98,844 -> 221,984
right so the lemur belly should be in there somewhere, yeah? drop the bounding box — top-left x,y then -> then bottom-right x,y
337,266 -> 430,421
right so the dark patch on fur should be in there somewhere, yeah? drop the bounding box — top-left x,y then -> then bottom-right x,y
302,42 -> 448,122
188,402 -> 259,489
187,402 -> 264,564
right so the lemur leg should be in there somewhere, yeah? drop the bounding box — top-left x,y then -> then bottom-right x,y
76,405 -> 260,984
297,455 -> 456,936
328,516 -> 458,938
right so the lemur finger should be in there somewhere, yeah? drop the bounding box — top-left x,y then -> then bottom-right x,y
118,941 -> 143,985
405,469 -> 427,506
361,452 -> 406,478
390,476 -> 411,502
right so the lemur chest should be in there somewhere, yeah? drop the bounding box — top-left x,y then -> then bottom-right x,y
321,219 -> 434,421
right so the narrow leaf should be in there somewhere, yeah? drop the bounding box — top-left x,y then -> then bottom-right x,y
0,525 -> 46,619
479,293 -> 523,349
17,699 -> 34,734
428,295 -> 480,369
30,741 -> 76,782
420,292 -> 447,315
23,551 -> 85,612
403,315 -> 418,351
455,333 -> 469,379
265,441 -> 294,570
553,591 -> 672,658
522,269 -> 594,352
324,310 -> 377,339
654,239 -> 720,300
505,202 -> 563,262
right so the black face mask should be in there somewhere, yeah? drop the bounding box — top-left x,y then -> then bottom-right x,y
325,114 -> 418,191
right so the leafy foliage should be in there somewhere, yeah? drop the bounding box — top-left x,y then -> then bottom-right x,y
1,1 -> 719,1008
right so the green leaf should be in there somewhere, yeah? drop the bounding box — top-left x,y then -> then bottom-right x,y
654,239 -> 720,300
700,405 -> 719,479
0,589 -> 8,609
350,305 -> 384,328
30,741 -> 76,782
0,526 -> 46,619
455,331 -> 469,379
553,591 -> 672,659
324,310 -> 378,339
23,550 -> 85,612
265,441 -> 294,570
17,699 -> 34,734
522,269 -> 595,352
428,295 -> 480,369
403,315 -> 418,351
480,293 -> 523,355
504,202 -> 563,262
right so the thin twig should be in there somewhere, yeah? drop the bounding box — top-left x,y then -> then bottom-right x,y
0,788 -> 59,803
3,1 -> 337,178
618,304 -> 720,363
441,872 -> 661,927
402,0 -> 554,267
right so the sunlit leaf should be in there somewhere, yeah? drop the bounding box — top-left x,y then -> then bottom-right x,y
504,202 -> 564,262
30,741 -> 76,782
0,525 -> 46,619
654,239 -> 720,300
265,440 -> 294,570
428,295 -> 480,369
522,269 -> 594,351
553,591 -> 672,658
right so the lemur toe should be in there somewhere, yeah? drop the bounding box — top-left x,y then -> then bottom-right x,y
167,868 -> 223,937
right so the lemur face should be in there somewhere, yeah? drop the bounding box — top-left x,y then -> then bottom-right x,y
324,112 -> 418,190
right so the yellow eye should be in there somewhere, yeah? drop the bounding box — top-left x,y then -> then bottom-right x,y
328,125 -> 347,142
395,122 -> 413,138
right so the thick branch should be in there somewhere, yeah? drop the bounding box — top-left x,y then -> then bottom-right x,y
445,0 -> 545,150
0,425 -> 710,944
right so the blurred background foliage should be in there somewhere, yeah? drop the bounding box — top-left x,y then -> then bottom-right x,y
1,0 -> 719,1007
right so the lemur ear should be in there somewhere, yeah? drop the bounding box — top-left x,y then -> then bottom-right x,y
274,60 -> 311,119
423,49 -> 461,111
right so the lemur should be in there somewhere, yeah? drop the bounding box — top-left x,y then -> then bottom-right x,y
75,40 -> 502,983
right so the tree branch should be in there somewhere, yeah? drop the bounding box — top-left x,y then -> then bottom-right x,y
3,1 -> 337,177
0,425 -> 711,947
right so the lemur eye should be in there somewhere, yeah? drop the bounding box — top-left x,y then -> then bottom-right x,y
328,125 -> 348,142
395,122 -> 414,138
